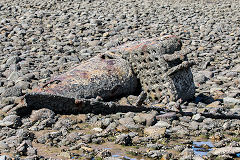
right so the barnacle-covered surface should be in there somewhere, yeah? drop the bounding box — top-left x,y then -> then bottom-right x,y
25,35 -> 195,113
25,52 -> 138,112
113,35 -> 195,103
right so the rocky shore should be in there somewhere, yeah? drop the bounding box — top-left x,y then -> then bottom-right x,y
0,0 -> 240,159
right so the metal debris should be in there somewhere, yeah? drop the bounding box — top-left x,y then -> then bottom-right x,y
24,35 -> 196,114
25,52 -> 138,112
113,35 -> 195,103
21,95 -> 163,114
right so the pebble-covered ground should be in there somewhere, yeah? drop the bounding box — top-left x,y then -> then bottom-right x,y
0,0 -> 240,159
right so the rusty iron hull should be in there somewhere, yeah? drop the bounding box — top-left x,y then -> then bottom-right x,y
28,52 -> 138,100
24,35 -> 195,114
25,52 -> 138,113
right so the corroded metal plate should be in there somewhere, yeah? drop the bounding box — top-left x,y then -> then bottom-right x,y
25,52 -> 138,112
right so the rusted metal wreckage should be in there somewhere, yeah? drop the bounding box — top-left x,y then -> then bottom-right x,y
112,35 -> 195,102
24,35 -> 196,114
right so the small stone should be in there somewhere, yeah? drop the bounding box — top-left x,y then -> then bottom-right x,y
174,145 -> 185,152
156,112 -> 178,121
118,97 -> 129,106
92,137 -> 104,144
118,117 -> 139,130
1,115 -> 22,128
193,155 -> 205,160
27,147 -> 37,156
116,125 -> 128,132
125,112 -> 135,118
7,71 -> 21,81
81,134 -> 92,143
144,126 -> 166,138
88,40 -> 100,46
179,116 -> 191,123
90,19 -> 102,26
133,113 -> 156,126
147,150 -> 164,158
1,104 -> 15,113
105,122 -> 117,132
133,114 -> 146,124
59,152 -> 71,158
25,155 -> 39,160
0,141 -> 9,150
81,146 -> 94,152
192,114 -> 204,122
15,81 -> 30,90
147,144 -> 163,150
6,56 -> 21,66
101,118 -> 112,128
223,97 -> 240,107
16,141 -> 29,156
30,108 -> 55,123
213,45 -> 222,51
206,101 -> 221,107
161,153 -> 172,160
154,121 -> 171,128
194,73 -> 208,84
198,71 -> 213,79
0,121 -> 14,127
115,134 -> 132,146
97,149 -> 112,158
0,155 -> 10,160
215,155 -> 233,160
1,86 -> 22,97
103,32 -> 109,37
127,95 -> 138,105
188,121 -> 199,130
180,148 -> 194,159
222,122 -> 230,130
92,127 -> 103,132
37,133 -> 50,144
209,147 -> 240,155
232,64 -> 240,72
54,118 -> 75,130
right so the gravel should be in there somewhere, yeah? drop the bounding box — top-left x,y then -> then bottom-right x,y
0,0 -> 240,159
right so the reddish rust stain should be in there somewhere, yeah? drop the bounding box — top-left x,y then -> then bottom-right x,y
141,44 -> 148,52
75,99 -> 84,110
28,51 -> 132,100
79,71 -> 89,79
115,35 -> 179,53
106,60 -> 116,65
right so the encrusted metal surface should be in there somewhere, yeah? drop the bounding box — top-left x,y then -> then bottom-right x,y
25,35 -> 195,113
26,52 -> 138,103
112,35 -> 195,103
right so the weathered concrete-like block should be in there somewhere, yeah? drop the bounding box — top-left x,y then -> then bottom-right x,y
113,35 -> 195,103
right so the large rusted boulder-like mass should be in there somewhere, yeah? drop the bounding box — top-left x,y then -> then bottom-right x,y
25,35 -> 195,113
113,35 -> 195,103
25,52 -> 138,112
29,52 -> 138,100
